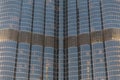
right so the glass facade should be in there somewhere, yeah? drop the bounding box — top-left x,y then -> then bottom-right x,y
0,0 -> 120,80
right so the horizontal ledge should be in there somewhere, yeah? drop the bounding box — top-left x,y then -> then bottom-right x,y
0,28 -> 119,48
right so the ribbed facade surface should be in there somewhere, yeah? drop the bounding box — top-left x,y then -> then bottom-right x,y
0,0 -> 120,80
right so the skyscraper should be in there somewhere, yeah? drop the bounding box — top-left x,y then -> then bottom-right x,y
0,0 -> 120,80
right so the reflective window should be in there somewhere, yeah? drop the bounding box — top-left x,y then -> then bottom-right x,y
0,40 -> 17,80
105,40 -> 120,80
16,43 -> 30,80
80,44 -> 92,80
0,0 -> 21,30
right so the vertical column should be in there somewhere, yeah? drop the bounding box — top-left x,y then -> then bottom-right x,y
100,0 -> 108,80
29,0 -> 45,80
67,0 -> 78,80
102,0 -> 120,80
76,0 -> 81,79
15,0 -> 33,80
54,0 -> 59,80
58,0 -> 64,80
14,0 -> 23,80
78,0 -> 93,80
43,0 -> 55,80
41,0 -> 46,80
63,0 -> 68,80
89,0 -> 108,80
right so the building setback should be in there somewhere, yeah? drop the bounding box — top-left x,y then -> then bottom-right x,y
0,0 -> 120,80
